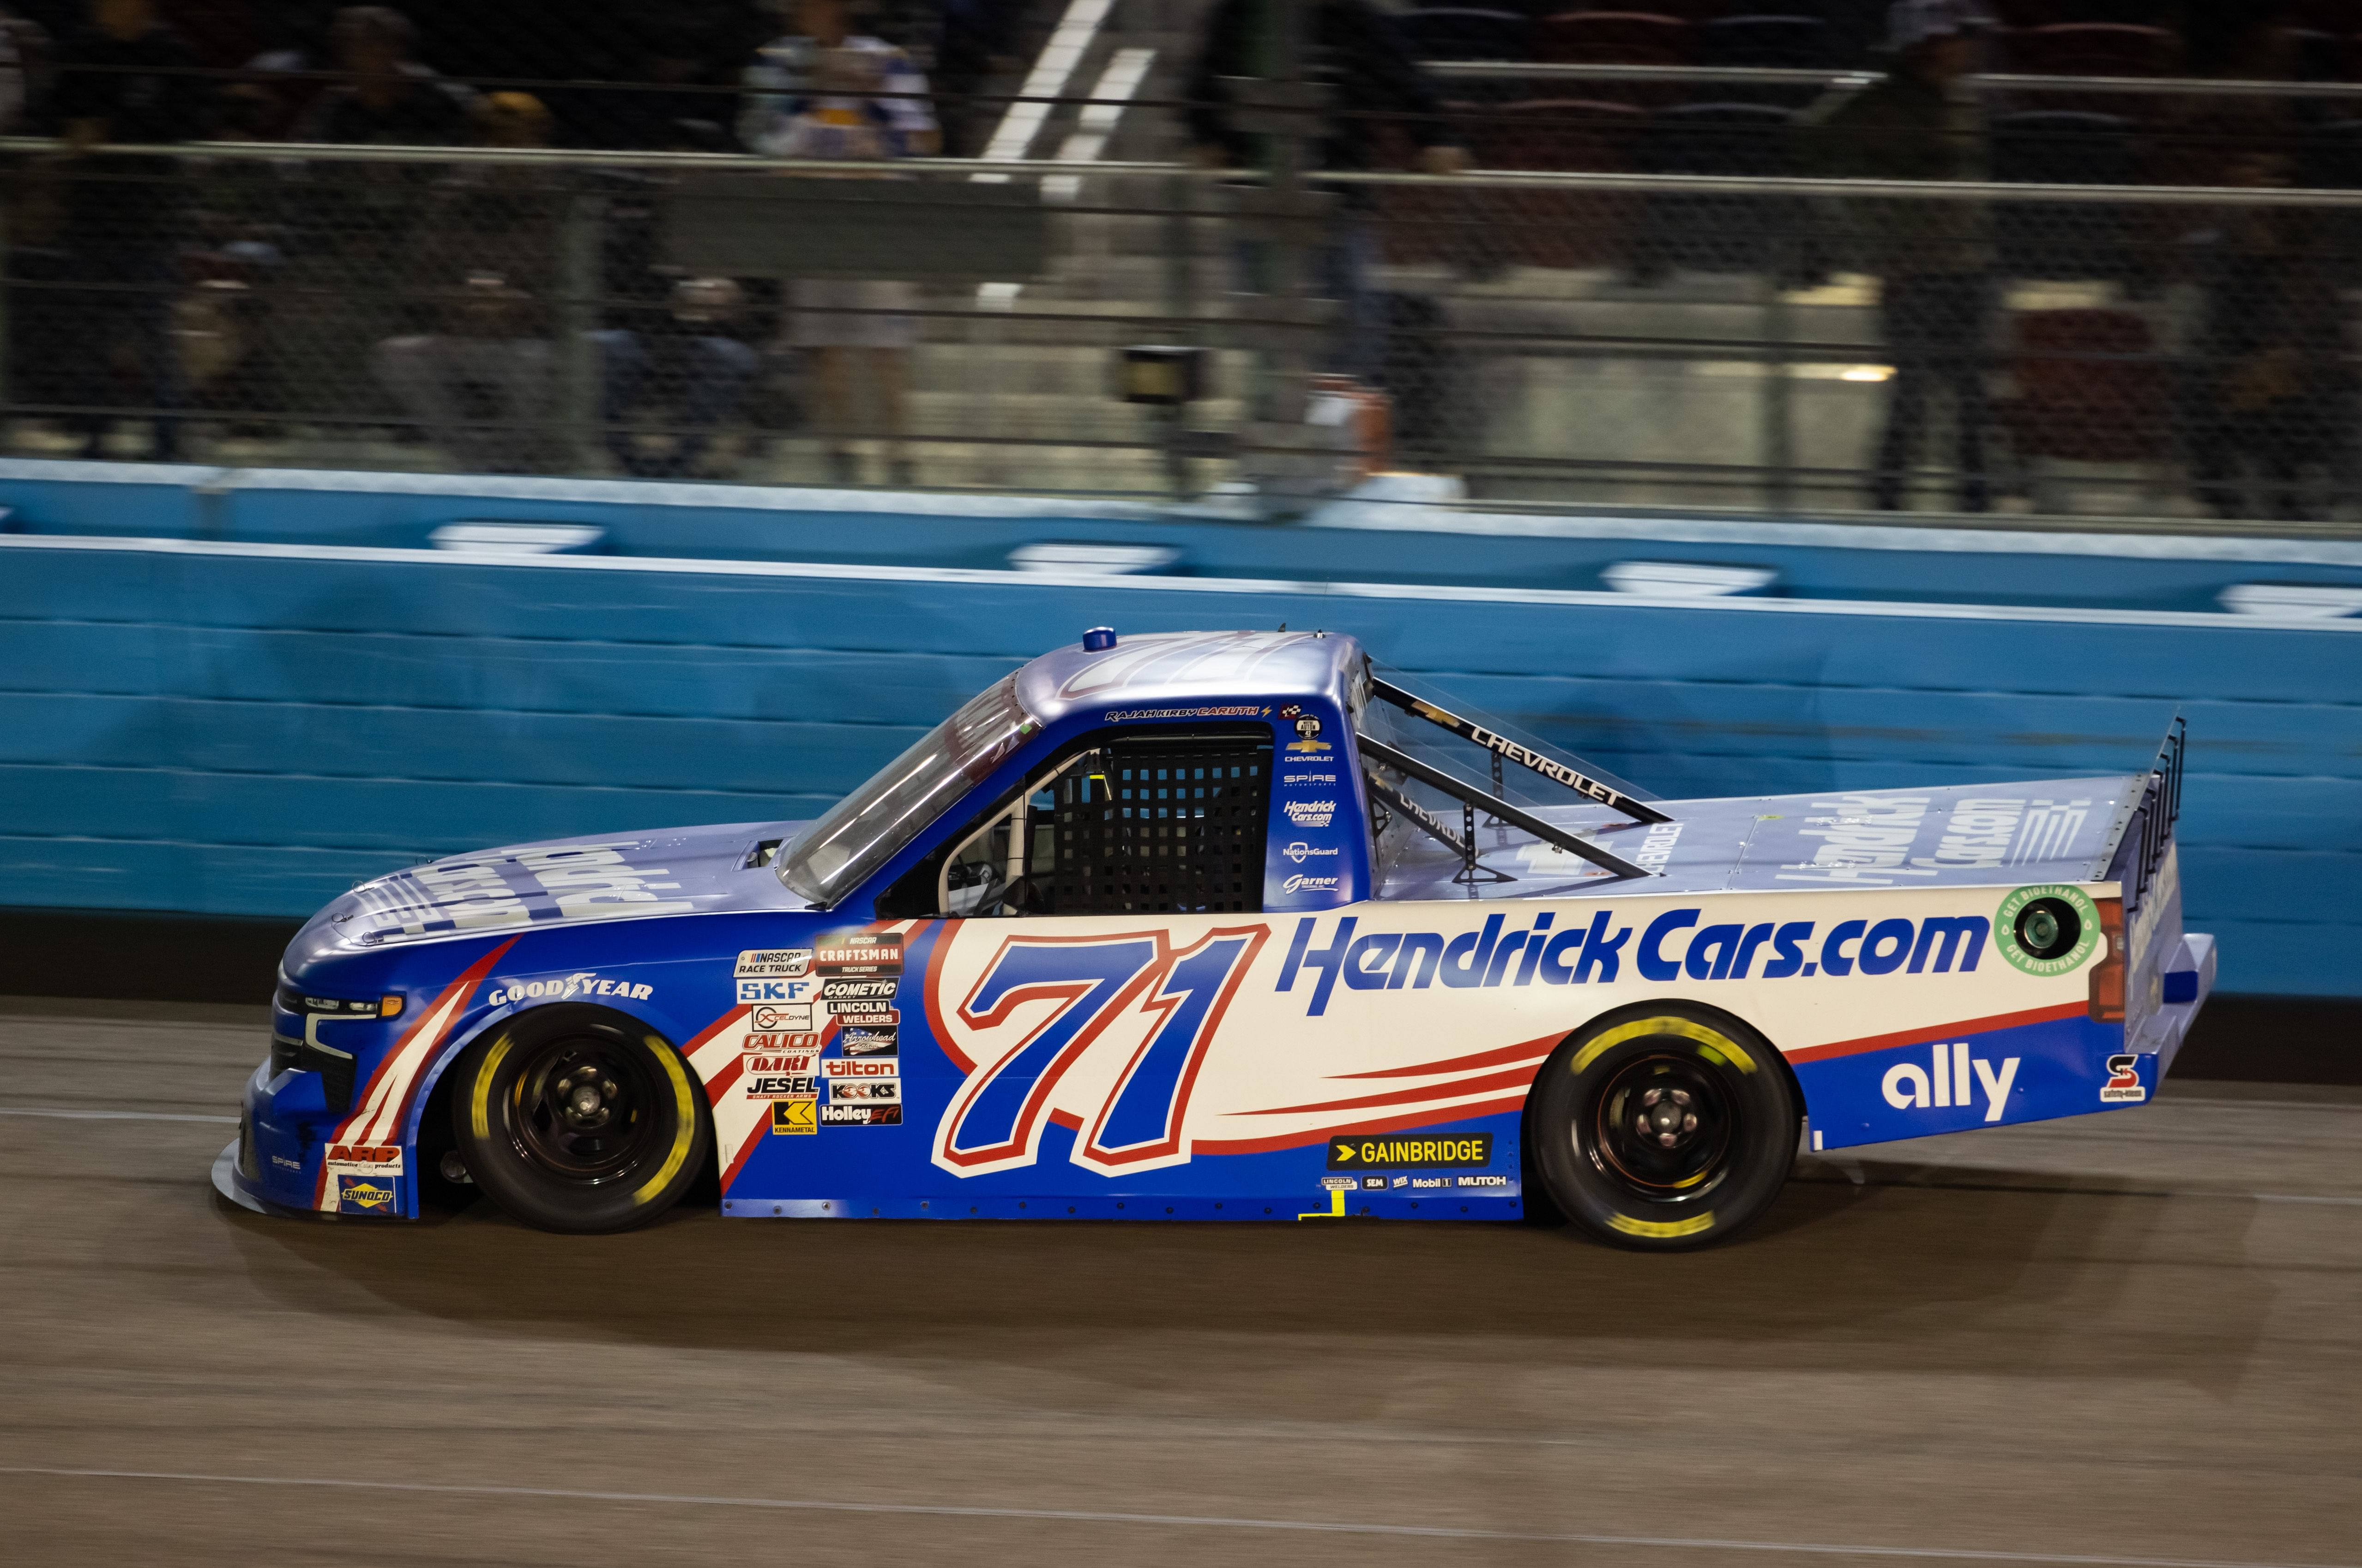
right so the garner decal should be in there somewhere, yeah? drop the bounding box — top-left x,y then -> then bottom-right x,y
1327,1134 -> 1494,1170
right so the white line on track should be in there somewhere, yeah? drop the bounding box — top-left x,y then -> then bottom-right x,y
0,1106 -> 237,1124
0,1466 -> 2351,1568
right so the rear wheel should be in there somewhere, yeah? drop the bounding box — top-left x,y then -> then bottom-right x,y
451,1007 -> 710,1234
1531,1006 -> 1796,1251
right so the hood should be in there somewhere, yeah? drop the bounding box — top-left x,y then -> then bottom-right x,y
304,820 -> 813,954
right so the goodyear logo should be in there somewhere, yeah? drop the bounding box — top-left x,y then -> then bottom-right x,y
771,1099 -> 817,1136
337,1176 -> 396,1212
1326,1133 -> 1493,1170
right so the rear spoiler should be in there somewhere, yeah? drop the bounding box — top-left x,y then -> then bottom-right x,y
1367,677 -> 1671,826
2096,716 -> 2186,911
1359,734 -> 1653,881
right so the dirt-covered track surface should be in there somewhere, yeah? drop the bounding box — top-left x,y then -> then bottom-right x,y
2,1001 -> 2357,1568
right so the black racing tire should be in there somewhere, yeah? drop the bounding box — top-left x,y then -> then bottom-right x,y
1530,1004 -> 1797,1251
450,1006 -> 711,1235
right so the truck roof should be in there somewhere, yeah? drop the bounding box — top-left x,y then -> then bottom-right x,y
1014,629 -> 1361,728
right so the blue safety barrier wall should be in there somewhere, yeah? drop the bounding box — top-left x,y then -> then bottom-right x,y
2,534 -> 2356,995
6,459 -> 2362,612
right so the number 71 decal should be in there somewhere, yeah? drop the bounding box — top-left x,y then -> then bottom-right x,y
936,925 -> 1269,1177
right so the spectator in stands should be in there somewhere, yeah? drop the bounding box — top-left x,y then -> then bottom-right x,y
740,0 -> 939,486
289,6 -> 473,145
50,0 -> 213,460
2181,150 -> 2348,522
592,276 -> 759,478
932,0 -> 1024,157
368,90 -> 564,473
1185,0 -> 1465,387
1802,0 -> 1994,512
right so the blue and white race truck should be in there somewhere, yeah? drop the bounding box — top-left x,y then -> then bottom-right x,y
221,627 -> 2212,1248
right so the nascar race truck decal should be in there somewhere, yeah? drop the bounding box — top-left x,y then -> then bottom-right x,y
220,628 -> 2211,1249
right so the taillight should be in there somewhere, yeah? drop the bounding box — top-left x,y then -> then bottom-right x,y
2088,897 -> 2125,1022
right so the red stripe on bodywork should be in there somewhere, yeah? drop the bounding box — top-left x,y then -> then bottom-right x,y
1235,1061 -> 1547,1118
309,936 -> 517,1208
1782,1002 -> 2086,1066
1329,1031 -> 1564,1080
1192,1094 -> 1529,1157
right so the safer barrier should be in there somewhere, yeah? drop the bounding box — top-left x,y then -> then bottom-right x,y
2,532 -> 2355,995
6,459 -> 2361,613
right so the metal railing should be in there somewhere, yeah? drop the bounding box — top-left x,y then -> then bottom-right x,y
9,134 -> 2362,531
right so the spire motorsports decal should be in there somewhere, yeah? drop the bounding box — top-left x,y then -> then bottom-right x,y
1993,884 -> 2103,977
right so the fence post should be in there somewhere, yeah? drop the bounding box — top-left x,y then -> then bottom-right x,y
554,184 -> 605,473
1163,168 -> 1196,496
1760,231 -> 1796,516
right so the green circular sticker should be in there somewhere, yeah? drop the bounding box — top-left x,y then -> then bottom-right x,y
1994,884 -> 2102,977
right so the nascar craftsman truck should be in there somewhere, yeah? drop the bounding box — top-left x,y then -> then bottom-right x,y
220,627 -> 2213,1249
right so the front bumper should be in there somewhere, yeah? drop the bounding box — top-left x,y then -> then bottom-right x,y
229,1056 -> 410,1218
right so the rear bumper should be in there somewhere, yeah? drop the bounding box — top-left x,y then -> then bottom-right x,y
2147,931 -> 2217,1079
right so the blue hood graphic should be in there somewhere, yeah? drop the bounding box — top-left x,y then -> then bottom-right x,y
304,820 -> 814,954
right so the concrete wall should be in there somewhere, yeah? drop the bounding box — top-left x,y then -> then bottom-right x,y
6,459 -> 2362,612
3,533 -> 2356,996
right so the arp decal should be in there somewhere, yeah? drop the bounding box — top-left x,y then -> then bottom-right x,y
936,925 -> 1269,1177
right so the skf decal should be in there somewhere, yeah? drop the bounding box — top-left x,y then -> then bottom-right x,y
936,925 -> 1269,1177
1880,1042 -> 2020,1123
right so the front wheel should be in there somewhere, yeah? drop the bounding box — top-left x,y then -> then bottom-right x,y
1530,1006 -> 1796,1251
451,1007 -> 711,1234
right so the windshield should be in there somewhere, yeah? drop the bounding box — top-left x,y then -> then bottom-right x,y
779,674 -> 1039,907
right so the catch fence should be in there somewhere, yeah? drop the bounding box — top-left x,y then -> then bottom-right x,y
8,133 -> 2362,526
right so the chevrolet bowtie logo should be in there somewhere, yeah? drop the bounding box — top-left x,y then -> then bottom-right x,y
1331,1141 -> 1357,1163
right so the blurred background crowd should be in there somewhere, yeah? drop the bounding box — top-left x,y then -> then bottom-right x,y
4,0 -> 2362,519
